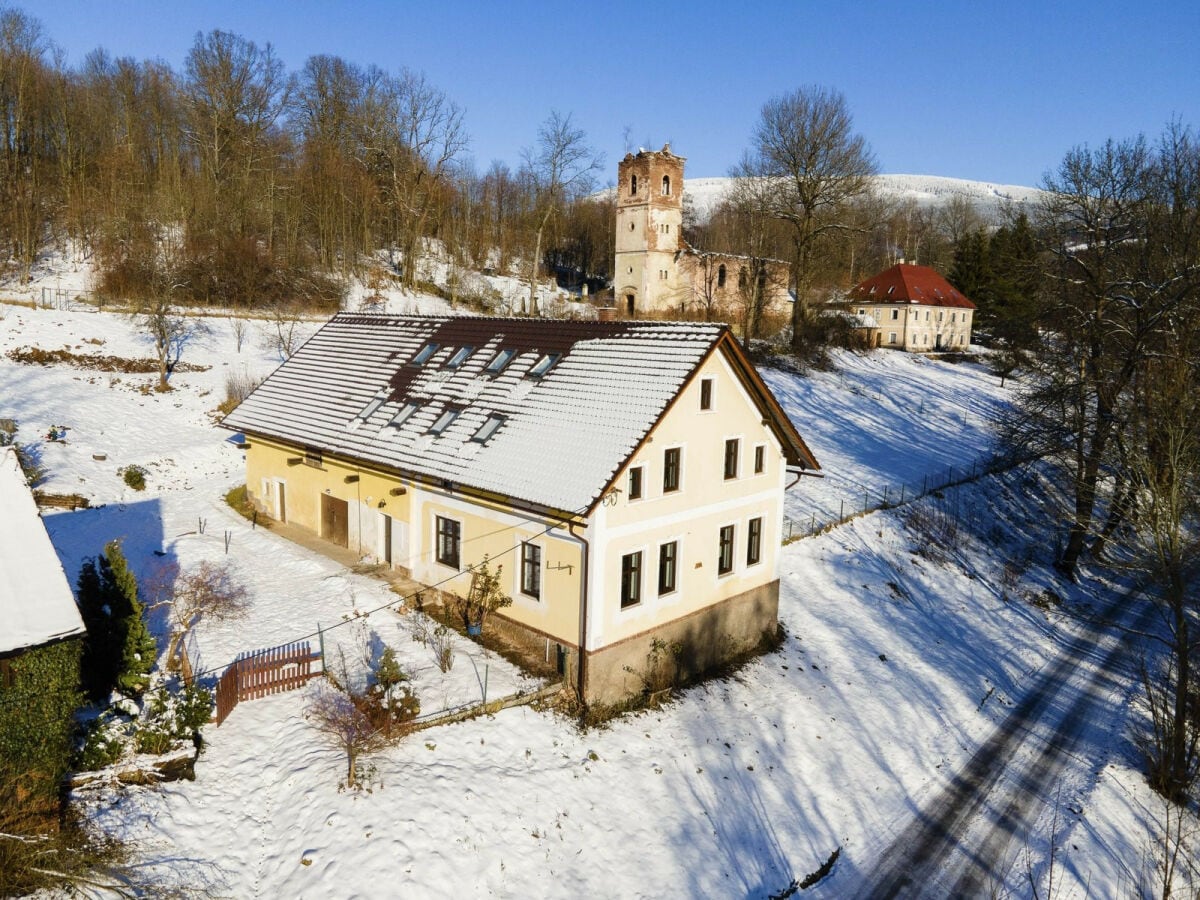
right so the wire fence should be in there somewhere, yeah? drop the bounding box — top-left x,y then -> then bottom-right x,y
783,447 -> 1019,542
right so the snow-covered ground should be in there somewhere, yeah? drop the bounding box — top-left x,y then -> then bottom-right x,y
0,297 -> 1184,898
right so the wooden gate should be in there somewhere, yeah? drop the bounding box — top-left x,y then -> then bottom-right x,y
321,494 -> 349,547
214,640 -> 321,726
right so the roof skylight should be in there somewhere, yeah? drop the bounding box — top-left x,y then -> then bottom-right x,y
471,414 -> 506,443
427,408 -> 459,435
445,346 -> 474,369
527,353 -> 561,379
350,389 -> 390,428
388,402 -> 419,428
485,348 -> 516,374
411,343 -> 439,366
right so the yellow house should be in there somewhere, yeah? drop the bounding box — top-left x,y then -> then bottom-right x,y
847,263 -> 976,351
222,315 -> 819,705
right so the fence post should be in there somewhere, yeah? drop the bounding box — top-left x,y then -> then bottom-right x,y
884,485 -> 889,506
900,484 -> 905,504
840,499 -> 844,522
922,474 -> 927,495
810,512 -> 815,535
864,489 -> 868,513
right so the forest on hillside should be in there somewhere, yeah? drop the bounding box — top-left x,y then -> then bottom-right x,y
0,7 -> 1017,320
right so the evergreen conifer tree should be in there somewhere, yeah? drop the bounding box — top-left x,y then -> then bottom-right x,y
103,540 -> 157,696
76,541 -> 157,700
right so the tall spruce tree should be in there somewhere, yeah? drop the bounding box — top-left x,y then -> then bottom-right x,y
76,540 -> 156,700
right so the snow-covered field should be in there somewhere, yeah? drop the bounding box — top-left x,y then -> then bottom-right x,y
0,296 -> 1180,898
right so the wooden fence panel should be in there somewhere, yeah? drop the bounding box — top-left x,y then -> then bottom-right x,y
215,640 -> 321,726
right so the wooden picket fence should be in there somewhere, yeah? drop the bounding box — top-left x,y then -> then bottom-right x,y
215,640 -> 322,726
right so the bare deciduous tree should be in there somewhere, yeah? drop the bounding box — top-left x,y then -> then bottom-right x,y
146,559 -> 250,674
734,86 -> 877,352
522,111 -> 602,315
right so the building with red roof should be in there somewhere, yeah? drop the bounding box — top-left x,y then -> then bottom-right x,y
846,263 -> 976,351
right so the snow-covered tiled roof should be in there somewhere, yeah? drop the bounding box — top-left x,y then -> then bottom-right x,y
0,447 -> 86,655
848,264 -> 976,309
224,315 -> 742,513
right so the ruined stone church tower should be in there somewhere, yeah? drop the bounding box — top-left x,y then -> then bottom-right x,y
614,145 -> 685,316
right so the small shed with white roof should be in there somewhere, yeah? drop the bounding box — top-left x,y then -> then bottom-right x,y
0,447 -> 86,667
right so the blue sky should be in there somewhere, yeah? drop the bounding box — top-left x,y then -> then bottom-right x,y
26,0 -> 1200,187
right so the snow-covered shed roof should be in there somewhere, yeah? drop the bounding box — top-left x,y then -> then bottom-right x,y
0,447 -> 86,656
223,314 -> 817,514
848,264 -> 976,310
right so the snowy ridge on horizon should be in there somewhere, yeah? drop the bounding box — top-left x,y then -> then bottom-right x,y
678,173 -> 1044,222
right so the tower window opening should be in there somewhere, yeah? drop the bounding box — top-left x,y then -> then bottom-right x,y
662,175 -> 671,195
717,264 -> 726,288
630,174 -> 638,195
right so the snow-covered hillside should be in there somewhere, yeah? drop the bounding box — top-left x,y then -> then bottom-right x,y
679,174 -> 1043,223
0,301 -> 1181,898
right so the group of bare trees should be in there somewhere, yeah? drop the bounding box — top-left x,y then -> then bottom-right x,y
1007,124 -> 1200,805
0,9 -> 612,310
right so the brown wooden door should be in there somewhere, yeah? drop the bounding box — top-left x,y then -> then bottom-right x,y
321,494 -> 349,547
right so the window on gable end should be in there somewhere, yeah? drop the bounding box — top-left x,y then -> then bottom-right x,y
754,444 -> 765,474
747,517 -> 763,566
723,438 -> 740,480
620,551 -> 642,608
658,541 -> 677,595
700,378 -> 714,411
628,466 -> 643,500
663,447 -> 681,492
718,525 -> 735,575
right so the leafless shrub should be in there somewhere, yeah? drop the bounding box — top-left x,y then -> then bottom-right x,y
408,612 -> 455,672
305,679 -> 386,789
220,369 -> 264,414
905,493 -> 962,562
229,316 -> 248,353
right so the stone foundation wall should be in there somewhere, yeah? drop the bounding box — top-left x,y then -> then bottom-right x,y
583,579 -> 780,705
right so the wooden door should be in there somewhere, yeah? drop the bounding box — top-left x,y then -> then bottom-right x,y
381,513 -> 393,564
321,494 -> 349,547
277,482 -> 286,523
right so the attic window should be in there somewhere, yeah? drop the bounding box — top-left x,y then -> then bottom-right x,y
428,408 -> 460,435
351,389 -> 390,427
886,286 -> 894,295
485,348 -> 516,374
868,286 -> 876,295
388,402 -> 419,428
527,353 -> 560,379
471,414 -> 506,443
411,343 -> 439,366
445,346 -> 474,369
